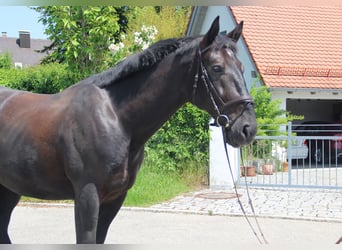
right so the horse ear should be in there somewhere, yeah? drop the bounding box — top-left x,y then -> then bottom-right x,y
200,16 -> 220,50
227,21 -> 243,42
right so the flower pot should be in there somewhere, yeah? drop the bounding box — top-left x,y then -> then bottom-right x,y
262,164 -> 274,175
241,166 -> 256,177
283,162 -> 289,172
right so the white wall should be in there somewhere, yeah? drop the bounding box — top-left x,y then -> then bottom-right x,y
209,123 -> 239,190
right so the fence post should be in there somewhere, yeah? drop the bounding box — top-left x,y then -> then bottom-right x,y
209,123 -> 238,190
288,121 -> 292,186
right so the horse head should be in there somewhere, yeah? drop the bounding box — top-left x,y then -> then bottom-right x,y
192,16 -> 257,147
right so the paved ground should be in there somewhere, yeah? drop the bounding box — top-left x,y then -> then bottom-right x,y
9,204 -> 342,245
9,187 -> 342,245
150,187 -> 342,222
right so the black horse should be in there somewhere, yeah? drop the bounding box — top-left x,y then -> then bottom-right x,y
0,17 -> 257,243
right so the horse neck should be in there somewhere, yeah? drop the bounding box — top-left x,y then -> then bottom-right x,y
107,53 -> 196,146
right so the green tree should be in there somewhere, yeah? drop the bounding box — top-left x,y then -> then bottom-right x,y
250,83 -> 303,136
34,6 -> 131,80
128,6 -> 192,40
247,83 -> 304,159
250,84 -> 286,136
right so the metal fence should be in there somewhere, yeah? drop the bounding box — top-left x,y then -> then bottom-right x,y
237,122 -> 342,189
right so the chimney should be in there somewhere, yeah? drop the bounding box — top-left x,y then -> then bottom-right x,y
18,30 -> 31,48
1,32 -> 7,38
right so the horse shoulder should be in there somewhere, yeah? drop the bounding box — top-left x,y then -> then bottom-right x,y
58,85 -> 131,184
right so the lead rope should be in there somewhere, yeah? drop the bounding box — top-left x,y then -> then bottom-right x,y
221,127 -> 268,244
239,147 -> 268,244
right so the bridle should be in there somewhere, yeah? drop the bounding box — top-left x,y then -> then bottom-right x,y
192,48 -> 254,129
193,46 -> 268,244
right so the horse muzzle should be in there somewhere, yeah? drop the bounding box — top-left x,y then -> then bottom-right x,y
222,103 -> 257,147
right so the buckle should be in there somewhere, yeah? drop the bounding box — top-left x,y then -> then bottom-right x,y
216,114 -> 230,128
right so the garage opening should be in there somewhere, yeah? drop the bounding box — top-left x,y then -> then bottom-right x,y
287,99 -> 342,123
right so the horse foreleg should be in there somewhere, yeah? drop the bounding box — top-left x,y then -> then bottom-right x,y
74,183 -> 100,244
96,192 -> 127,244
0,185 -> 21,244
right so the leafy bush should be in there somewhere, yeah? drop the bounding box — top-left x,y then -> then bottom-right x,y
145,104 -> 210,173
0,52 -> 12,69
0,63 -> 75,93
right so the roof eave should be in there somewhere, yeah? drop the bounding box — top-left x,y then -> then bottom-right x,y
269,87 -> 342,93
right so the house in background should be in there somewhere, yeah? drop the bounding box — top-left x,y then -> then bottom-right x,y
0,31 -> 50,68
187,6 -> 342,189
188,6 -> 342,123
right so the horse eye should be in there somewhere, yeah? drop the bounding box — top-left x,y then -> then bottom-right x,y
212,65 -> 223,73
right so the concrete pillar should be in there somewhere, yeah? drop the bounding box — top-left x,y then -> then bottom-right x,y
209,122 -> 239,190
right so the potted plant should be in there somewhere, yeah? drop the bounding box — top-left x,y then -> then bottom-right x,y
240,157 -> 258,177
240,165 -> 256,177
240,146 -> 258,177
282,161 -> 289,172
262,159 -> 274,175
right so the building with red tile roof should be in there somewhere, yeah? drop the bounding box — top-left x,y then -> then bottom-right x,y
188,6 -> 342,123
187,6 -> 342,190
230,6 -> 342,90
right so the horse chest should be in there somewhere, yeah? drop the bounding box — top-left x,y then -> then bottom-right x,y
99,167 -> 130,203
98,147 -> 144,203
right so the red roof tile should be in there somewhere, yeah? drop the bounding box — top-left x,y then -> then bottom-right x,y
230,6 -> 342,89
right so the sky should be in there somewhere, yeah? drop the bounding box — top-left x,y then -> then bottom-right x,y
0,3 -> 339,40
0,6 -> 47,39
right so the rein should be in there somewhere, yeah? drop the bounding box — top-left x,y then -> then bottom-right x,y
193,48 -> 268,244
222,128 -> 268,244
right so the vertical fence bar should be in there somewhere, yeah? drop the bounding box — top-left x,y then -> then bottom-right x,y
237,123 -> 342,189
288,121 -> 292,187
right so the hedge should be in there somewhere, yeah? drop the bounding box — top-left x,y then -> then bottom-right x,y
0,63 -> 75,94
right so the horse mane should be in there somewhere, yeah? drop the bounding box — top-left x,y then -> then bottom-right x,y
85,37 -> 197,88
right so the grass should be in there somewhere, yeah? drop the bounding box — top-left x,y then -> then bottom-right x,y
125,166 -> 190,207
20,196 -> 72,203
20,161 -> 207,207
124,160 -> 207,207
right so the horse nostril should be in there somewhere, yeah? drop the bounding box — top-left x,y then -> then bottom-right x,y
243,124 -> 250,139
